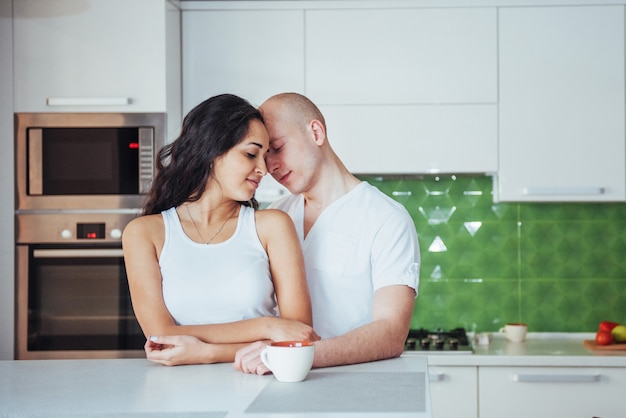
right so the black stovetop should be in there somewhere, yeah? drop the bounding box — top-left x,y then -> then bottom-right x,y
404,327 -> 473,353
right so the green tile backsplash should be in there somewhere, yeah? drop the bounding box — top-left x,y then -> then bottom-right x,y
360,174 -> 626,333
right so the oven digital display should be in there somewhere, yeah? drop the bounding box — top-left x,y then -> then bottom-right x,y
77,223 -> 105,239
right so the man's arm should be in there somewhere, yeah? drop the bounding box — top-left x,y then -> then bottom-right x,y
233,285 -> 415,373
312,284 -> 415,368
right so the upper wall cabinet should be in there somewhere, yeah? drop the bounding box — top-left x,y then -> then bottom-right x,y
13,0 -> 181,124
306,8 -> 497,105
305,7 -> 498,174
323,104 -> 498,174
181,4 -> 498,175
497,6 -> 626,202
182,10 -> 305,112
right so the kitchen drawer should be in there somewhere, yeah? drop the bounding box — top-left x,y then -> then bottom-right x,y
429,366 -> 477,418
479,366 -> 625,418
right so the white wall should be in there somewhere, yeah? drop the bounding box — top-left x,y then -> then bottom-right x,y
0,0 -> 14,360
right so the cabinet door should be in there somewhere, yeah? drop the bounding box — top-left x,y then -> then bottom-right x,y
13,0 -> 171,113
497,6 -> 626,201
479,367 -> 626,418
429,366 -> 477,418
182,10 -> 304,113
321,104 -> 497,174
306,8 -> 497,105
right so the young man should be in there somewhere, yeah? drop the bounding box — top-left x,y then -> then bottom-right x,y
233,93 -> 420,373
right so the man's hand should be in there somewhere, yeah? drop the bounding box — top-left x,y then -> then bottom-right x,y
232,341 -> 270,375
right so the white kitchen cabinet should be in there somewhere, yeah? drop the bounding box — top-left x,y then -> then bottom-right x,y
321,104 -> 497,174
306,8 -> 497,105
181,4 -> 498,175
497,6 -> 626,202
13,0 -> 181,125
306,7 -> 498,174
429,366 -> 477,418
479,366 -> 626,418
182,9 -> 304,113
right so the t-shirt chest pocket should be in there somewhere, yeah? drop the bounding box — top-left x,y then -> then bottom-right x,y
307,232 -> 355,277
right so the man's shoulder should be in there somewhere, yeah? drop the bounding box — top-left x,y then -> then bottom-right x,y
352,182 -> 408,213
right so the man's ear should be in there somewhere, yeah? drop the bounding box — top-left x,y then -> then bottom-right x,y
310,119 -> 326,146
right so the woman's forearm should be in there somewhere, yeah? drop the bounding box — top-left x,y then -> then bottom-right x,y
153,316 -> 272,344
155,316 -> 317,344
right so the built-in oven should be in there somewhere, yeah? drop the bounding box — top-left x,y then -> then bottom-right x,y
15,212 -> 146,359
14,112 -> 165,359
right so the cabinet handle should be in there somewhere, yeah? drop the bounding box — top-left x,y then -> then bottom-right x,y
46,97 -> 131,106
33,249 -> 124,258
429,373 -> 445,382
512,373 -> 601,383
522,187 -> 605,196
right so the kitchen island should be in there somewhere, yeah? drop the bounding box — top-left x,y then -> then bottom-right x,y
0,356 -> 431,418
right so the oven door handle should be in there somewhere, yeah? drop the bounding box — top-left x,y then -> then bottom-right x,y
32,249 -> 124,258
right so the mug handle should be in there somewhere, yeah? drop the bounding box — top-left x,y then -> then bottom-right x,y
499,327 -> 506,333
260,348 -> 272,371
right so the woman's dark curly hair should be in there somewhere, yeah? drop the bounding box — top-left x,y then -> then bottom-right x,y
142,94 -> 263,215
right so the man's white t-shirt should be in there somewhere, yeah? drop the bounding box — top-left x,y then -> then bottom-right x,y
269,182 -> 420,338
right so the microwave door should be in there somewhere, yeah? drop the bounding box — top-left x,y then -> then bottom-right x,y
28,128 -> 43,196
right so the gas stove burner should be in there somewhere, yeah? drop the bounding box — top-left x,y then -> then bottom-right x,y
404,327 -> 473,354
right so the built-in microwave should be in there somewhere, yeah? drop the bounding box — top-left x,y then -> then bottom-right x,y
15,112 -> 166,211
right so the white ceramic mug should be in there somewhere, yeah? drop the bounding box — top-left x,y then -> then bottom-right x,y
260,341 -> 315,383
499,323 -> 528,343
474,332 -> 491,345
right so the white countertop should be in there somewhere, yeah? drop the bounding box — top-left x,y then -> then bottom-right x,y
403,333 -> 626,367
0,356 -> 431,418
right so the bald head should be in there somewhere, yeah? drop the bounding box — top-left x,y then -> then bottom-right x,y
261,93 -> 327,133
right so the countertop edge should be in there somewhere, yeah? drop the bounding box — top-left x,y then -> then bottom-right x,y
403,333 -> 626,367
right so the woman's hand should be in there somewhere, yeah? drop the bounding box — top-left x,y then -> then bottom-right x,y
145,335 -> 211,366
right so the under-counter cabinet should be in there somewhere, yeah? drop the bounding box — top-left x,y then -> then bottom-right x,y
497,6 -> 626,202
429,366 -> 477,418
479,366 -> 625,418
13,0 -> 181,125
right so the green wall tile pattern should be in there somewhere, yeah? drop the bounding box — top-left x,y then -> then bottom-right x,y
360,174 -> 626,333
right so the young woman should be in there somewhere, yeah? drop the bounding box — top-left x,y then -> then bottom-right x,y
122,94 -> 318,366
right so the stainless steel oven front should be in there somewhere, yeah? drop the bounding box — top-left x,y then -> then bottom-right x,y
14,112 -> 163,359
15,212 -> 145,359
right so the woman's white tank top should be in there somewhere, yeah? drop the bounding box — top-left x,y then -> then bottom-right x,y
159,205 -> 276,325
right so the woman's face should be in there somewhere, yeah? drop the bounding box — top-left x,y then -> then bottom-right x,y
210,119 -> 269,202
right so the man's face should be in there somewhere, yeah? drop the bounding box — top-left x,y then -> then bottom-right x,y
262,103 -> 316,195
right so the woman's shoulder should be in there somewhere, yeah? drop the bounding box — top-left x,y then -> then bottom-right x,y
253,208 -> 296,239
123,213 -> 165,240
254,208 -> 292,224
